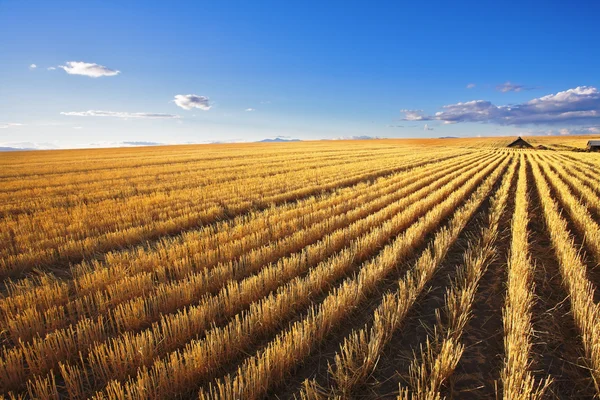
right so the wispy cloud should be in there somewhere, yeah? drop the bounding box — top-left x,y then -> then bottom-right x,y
402,86 -> 600,126
59,61 -> 120,77
47,67 -> 56,71
245,108 -> 256,112
61,110 -> 180,119
173,94 -> 211,110
29,64 -> 37,70
496,81 -> 535,93
424,124 -> 434,131
0,123 -> 24,129
330,135 -> 380,140
466,83 -> 476,89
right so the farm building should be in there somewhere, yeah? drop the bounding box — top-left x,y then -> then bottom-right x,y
587,140 -> 600,151
507,137 -> 533,149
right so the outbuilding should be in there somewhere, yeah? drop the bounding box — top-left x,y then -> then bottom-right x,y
587,140 -> 600,151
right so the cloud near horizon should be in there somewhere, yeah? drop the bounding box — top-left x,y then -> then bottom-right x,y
173,94 -> 211,110
59,61 -> 120,77
61,110 -> 180,119
401,86 -> 600,126
558,126 -> 600,135
0,123 -> 24,129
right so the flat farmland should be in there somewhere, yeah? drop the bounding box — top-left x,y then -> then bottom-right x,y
2,138 -> 600,399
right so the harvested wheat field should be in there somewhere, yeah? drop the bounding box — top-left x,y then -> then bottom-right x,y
2,138 -> 600,400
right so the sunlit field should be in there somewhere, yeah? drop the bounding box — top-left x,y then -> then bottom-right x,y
2,137 -> 600,399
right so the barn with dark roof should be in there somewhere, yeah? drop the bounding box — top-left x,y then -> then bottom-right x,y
507,137 -> 533,149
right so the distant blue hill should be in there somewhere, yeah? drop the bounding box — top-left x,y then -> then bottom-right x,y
258,138 -> 301,143
122,141 -> 163,146
0,147 -> 36,152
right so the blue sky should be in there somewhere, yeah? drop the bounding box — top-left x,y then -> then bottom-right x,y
1,0 -> 599,148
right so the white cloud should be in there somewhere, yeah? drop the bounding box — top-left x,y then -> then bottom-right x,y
466,83 -> 476,89
73,126 -> 83,129
47,67 -> 56,71
404,86 -> 600,126
496,81 -> 534,93
424,124 -> 434,131
60,110 -> 180,119
59,61 -> 120,77
29,64 -> 37,70
173,94 -> 211,110
245,108 -> 256,112
400,109 -> 430,121
0,123 -> 24,129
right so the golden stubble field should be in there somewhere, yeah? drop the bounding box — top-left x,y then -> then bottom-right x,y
1,136 -> 600,399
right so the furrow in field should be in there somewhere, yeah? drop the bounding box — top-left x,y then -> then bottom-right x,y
73,155 -> 508,400
0,144 -> 411,180
2,153 -> 458,279
1,149 -> 423,216
521,156 -> 596,398
535,154 -> 600,264
542,153 -> 600,222
1,154 -> 439,306
296,154 -> 517,400
0,152 -> 489,347
529,154 -> 600,395
551,153 -> 600,197
1,157 -> 395,262
4,153 -> 496,396
396,154 -> 512,400
188,156 -> 509,400
532,155 -> 600,297
0,154 -> 494,396
0,150 -> 387,197
501,155 -> 551,399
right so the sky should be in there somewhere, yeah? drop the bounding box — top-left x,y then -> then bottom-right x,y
1,0 -> 600,149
